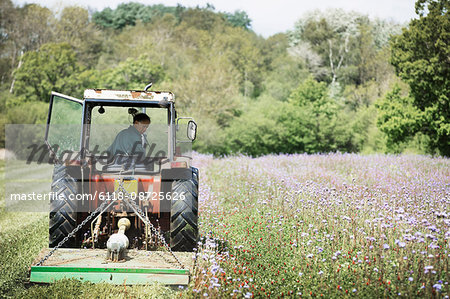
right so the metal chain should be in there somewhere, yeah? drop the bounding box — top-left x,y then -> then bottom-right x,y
36,180 -> 185,270
36,199 -> 111,266
116,183 -> 186,269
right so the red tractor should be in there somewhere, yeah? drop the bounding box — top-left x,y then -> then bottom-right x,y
44,86 -> 198,257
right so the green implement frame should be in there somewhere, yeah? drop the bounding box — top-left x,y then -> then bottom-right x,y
30,266 -> 189,285
30,248 -> 194,285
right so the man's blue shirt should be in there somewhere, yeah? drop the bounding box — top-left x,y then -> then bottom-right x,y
107,125 -> 146,156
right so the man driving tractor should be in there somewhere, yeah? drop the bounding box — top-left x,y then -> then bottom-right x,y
107,113 -> 151,157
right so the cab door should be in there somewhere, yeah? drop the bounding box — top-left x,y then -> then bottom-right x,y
44,91 -> 84,160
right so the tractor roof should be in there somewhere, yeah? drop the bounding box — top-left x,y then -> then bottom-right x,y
83,89 -> 174,102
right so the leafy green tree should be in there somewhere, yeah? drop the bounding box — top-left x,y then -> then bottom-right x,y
350,105 -> 382,153
355,21 -> 378,85
217,27 -> 264,98
0,0 -> 15,45
376,85 -> 424,152
6,100 -> 48,124
283,77 -> 354,153
4,4 -> 55,91
224,10 -> 251,29
12,43 -> 79,102
12,43 -> 97,103
100,56 -> 166,90
289,10 -> 399,87
93,3 -> 184,30
389,0 -> 449,155
289,9 -> 362,84
113,2 -> 147,28
224,77 -> 356,155
54,6 -> 103,67
178,7 -> 226,32
92,7 -> 115,28
13,4 -> 54,52
370,18 -> 402,49
93,2 -> 145,29
174,56 -> 240,127
263,34 -> 310,101
222,97 -> 287,156
343,81 -> 380,110
0,0 -> 16,84
98,16 -> 182,72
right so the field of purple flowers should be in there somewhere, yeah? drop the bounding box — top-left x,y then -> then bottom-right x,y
191,153 -> 449,298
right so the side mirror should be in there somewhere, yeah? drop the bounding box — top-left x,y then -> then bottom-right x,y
187,120 -> 197,141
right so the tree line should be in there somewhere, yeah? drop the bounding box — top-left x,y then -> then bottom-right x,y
0,0 -> 448,156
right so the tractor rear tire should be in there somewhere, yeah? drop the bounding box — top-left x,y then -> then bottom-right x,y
170,167 -> 199,251
49,164 -> 78,248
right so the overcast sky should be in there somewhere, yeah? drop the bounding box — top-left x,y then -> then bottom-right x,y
12,0 -> 417,37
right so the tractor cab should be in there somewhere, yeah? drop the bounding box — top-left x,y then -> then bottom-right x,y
46,89 -> 195,170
